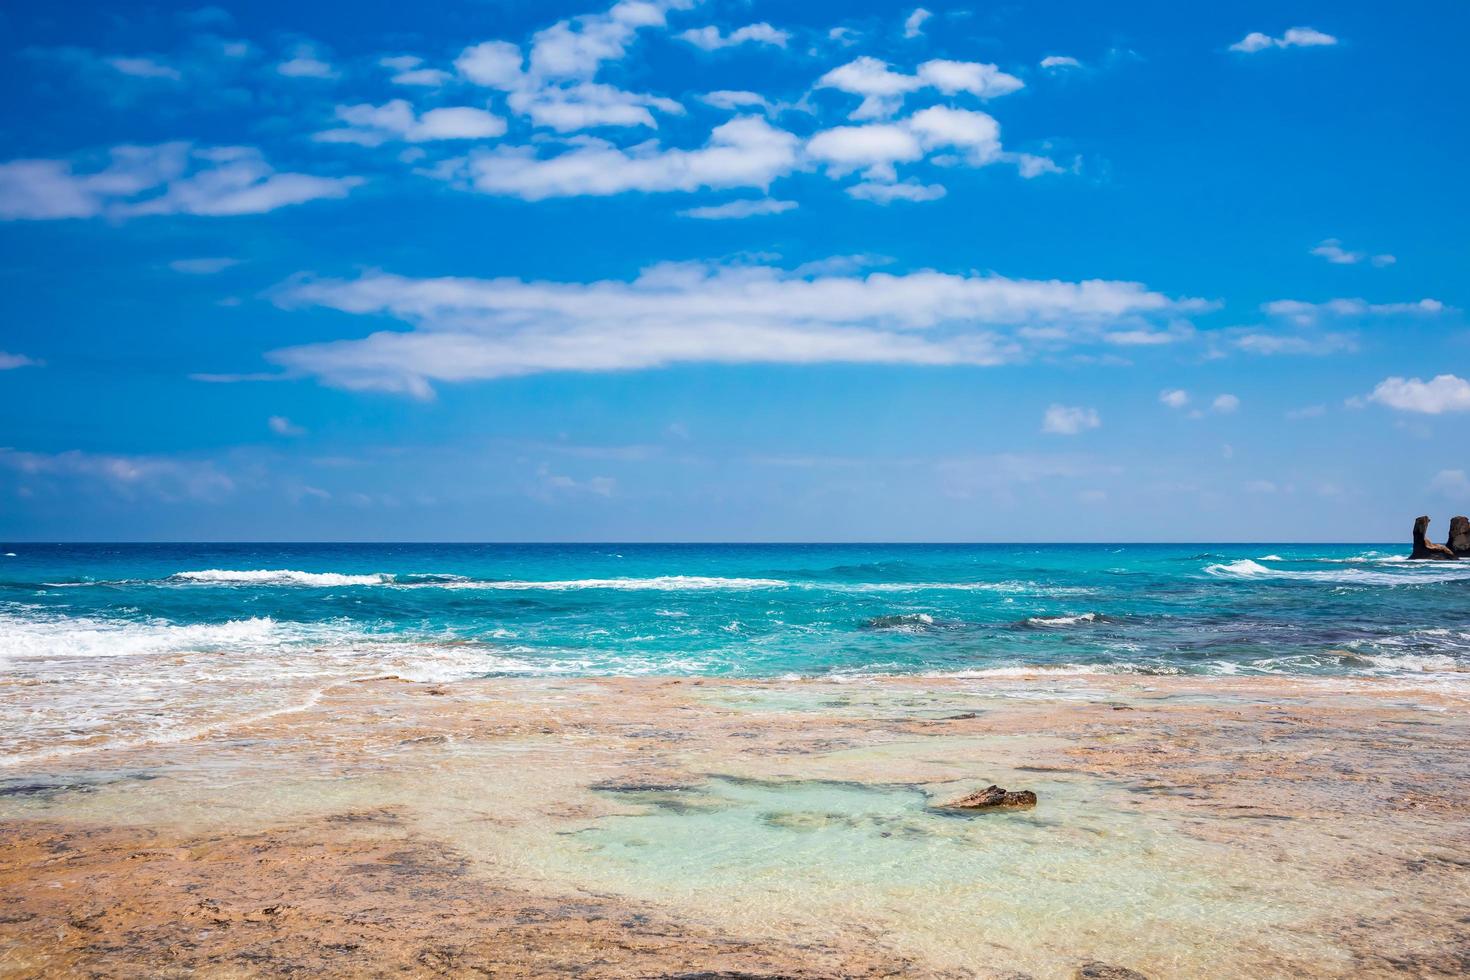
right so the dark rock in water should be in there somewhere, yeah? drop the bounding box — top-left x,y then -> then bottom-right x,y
1074,963 -> 1149,980
1410,516 -> 1458,560
940,784 -> 1037,810
1448,515 -> 1470,556
861,613 -> 940,631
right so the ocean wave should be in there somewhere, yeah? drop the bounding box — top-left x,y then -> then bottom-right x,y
861,613 -> 943,633
1204,558 -> 1470,585
0,613 -> 285,661
172,569 -> 394,587
433,575 -> 791,591
1023,612 -> 1099,628
41,569 -> 1097,596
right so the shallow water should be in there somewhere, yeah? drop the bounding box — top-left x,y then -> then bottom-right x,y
3,542 -> 1468,763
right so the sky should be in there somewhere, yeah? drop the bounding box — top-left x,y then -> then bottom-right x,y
0,0 -> 1467,542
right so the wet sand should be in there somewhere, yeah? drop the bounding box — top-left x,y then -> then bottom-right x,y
2,673 -> 1468,978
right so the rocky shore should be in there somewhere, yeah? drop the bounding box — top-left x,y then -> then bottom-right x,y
1,673 -> 1467,978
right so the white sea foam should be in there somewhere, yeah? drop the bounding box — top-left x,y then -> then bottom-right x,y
172,568 -> 393,586
52,570 -> 1094,595
0,611 -> 532,767
1025,612 -> 1098,627
433,575 -> 790,591
1205,558 -> 1470,585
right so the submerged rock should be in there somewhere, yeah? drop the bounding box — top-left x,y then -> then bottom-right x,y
940,785 -> 1037,810
1410,516 -> 1458,561
1448,515 -> 1470,556
1074,963 -> 1149,980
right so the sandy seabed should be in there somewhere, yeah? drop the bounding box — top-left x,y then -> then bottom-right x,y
1,672 -> 1468,979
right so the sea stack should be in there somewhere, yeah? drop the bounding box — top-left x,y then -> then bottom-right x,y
1410,516 -> 1458,560
1448,516 -> 1470,557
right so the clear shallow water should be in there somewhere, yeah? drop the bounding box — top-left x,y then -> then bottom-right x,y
2,543 -> 1468,764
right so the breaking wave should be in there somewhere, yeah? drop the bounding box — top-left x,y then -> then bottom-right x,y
1023,612 -> 1100,627
172,569 -> 394,587
1204,558 -> 1470,585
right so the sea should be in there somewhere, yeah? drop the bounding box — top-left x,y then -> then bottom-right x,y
3,542 -> 1468,764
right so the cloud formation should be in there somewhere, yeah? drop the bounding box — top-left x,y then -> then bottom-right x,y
263,260 -> 1198,395
1229,28 -> 1338,53
903,9 -> 932,39
1310,239 -> 1395,267
817,56 -> 1024,120
1262,297 -> 1445,325
0,448 -> 234,500
677,197 -> 797,219
316,100 -> 507,145
678,23 -> 789,51
1367,375 -> 1470,415
0,143 -> 361,220
1042,404 -> 1100,435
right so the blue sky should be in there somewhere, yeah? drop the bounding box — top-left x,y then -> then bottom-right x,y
1,0 -> 1467,541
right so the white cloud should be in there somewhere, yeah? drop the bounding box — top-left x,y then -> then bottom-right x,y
507,82 -> 683,131
1429,469 -> 1470,497
379,55 -> 450,87
808,107 -> 1042,189
265,260 -> 1197,394
106,56 -> 181,80
1367,374 -> 1470,415
393,68 -> 451,87
1230,27 -> 1338,53
1245,480 -> 1277,494
169,257 -> 241,274
455,41 -> 525,88
908,105 -> 1001,159
1041,404 -> 1100,435
441,115 -> 799,200
678,197 -> 797,219
903,8 -> 932,39
0,448 -> 234,500
1285,404 -> 1326,420
807,123 -> 924,175
817,56 -> 1022,120
0,143 -> 362,221
276,52 -> 336,78
679,23 -> 789,51
535,464 -> 616,498
1310,239 -> 1395,267
846,179 -> 945,203
1040,55 -> 1081,69
1230,331 -> 1356,356
316,100 -> 507,145
700,90 -> 772,112
1212,393 -> 1240,413
268,415 -> 306,437
1159,388 -> 1189,408
0,352 -> 37,370
1262,297 -> 1445,325
455,9 -> 687,132
528,0 -> 685,80
917,60 -> 1025,99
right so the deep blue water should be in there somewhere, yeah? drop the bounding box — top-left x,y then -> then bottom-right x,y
3,542 -> 1468,678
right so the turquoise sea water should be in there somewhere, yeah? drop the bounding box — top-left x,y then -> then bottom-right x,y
3,542 -> 1468,765
4,542 -> 1469,677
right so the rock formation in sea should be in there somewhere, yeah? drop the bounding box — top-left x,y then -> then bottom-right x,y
1410,516 -> 1458,560
940,785 -> 1038,809
1448,515 -> 1470,556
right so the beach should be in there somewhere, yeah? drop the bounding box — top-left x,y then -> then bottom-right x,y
3,671 -> 1468,978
